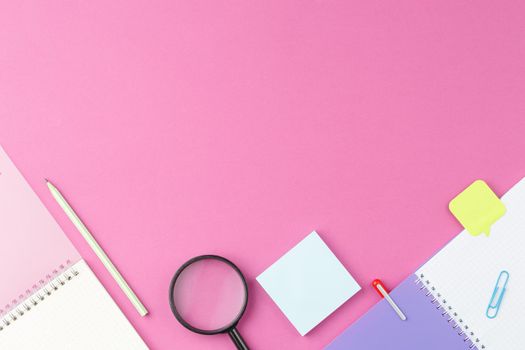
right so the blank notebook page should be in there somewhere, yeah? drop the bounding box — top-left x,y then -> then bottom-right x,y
0,260 -> 148,350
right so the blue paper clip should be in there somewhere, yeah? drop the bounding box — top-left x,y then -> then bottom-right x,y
486,270 -> 509,319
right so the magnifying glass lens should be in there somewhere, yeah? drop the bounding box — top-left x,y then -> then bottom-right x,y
171,258 -> 246,331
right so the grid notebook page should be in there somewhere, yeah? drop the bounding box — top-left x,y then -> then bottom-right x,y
0,260 -> 148,350
417,177 -> 525,350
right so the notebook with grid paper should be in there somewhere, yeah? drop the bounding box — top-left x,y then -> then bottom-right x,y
327,177 -> 525,350
0,146 -> 147,349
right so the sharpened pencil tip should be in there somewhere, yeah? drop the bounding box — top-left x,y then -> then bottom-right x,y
44,178 -> 50,184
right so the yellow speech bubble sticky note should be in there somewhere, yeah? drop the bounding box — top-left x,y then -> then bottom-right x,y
449,180 -> 506,237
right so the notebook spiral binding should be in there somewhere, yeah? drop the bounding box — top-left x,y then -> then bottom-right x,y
415,274 -> 485,350
0,265 -> 80,332
0,260 -> 72,318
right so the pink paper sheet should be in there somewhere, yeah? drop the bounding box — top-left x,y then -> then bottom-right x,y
0,146 -> 80,314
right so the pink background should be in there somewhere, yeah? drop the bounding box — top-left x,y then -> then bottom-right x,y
1,1 -> 525,349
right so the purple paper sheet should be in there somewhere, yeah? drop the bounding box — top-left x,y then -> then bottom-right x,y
325,274 -> 476,350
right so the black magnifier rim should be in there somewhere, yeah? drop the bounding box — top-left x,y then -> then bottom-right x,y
169,255 -> 249,335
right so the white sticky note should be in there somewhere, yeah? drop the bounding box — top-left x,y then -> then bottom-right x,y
257,231 -> 361,335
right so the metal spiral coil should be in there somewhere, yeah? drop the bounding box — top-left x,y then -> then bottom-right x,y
415,274 -> 485,350
0,267 -> 79,332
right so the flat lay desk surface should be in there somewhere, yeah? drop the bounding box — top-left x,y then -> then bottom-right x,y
2,1 -> 525,349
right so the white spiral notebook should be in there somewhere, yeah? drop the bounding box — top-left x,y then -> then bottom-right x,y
0,146 -> 148,349
414,177 -> 525,349
327,177 -> 525,350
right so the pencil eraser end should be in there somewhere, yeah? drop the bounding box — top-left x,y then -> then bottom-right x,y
372,279 -> 386,297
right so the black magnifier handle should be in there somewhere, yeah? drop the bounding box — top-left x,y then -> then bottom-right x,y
228,328 -> 249,350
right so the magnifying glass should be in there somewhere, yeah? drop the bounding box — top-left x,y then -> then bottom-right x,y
169,255 -> 250,350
